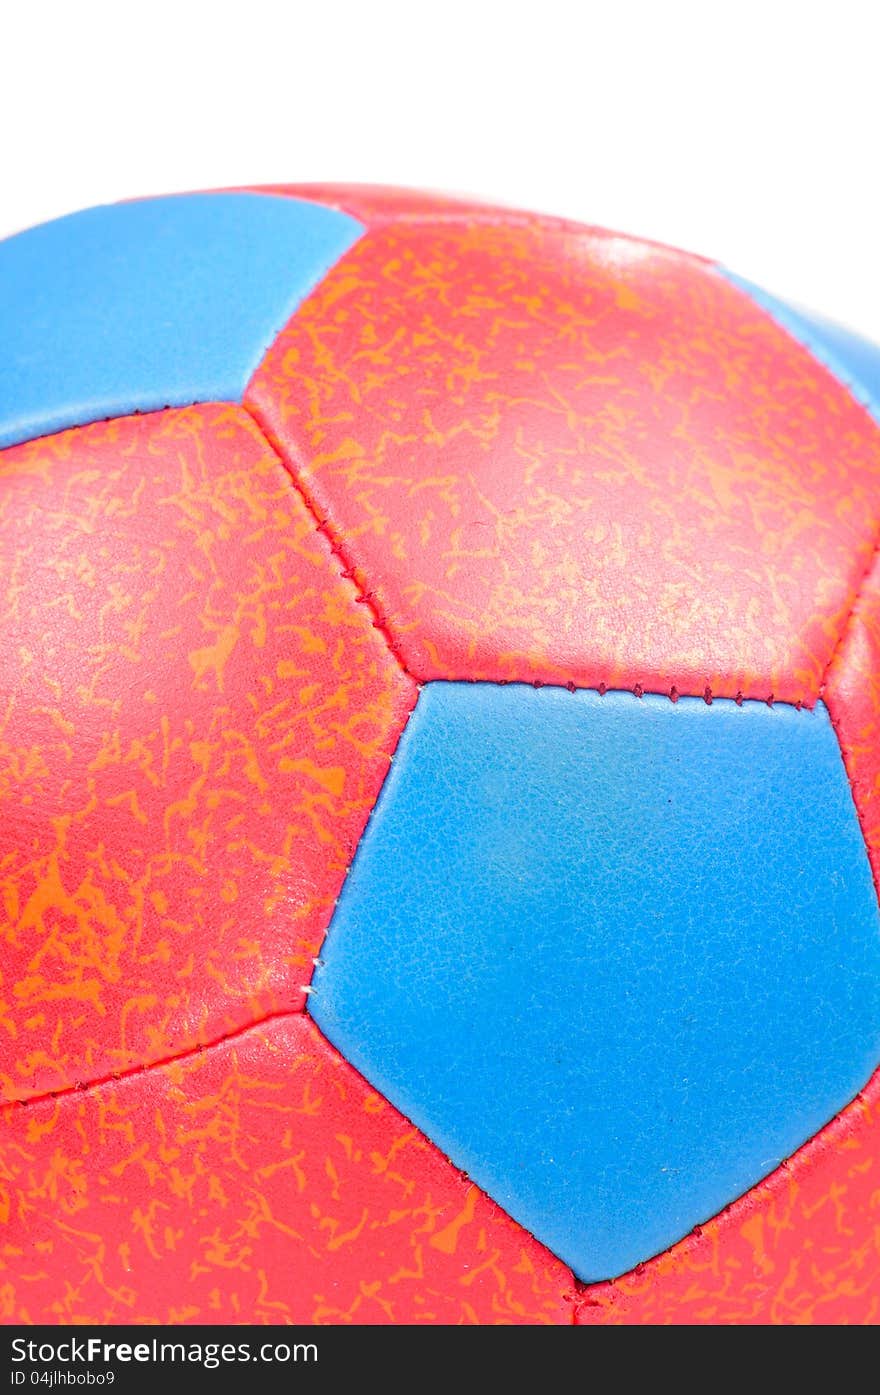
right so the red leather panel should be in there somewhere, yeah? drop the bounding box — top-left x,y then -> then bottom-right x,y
241,182 -> 547,227
825,546 -> 880,894
0,406 -> 415,1102
247,221 -> 880,702
0,1015 -> 575,1324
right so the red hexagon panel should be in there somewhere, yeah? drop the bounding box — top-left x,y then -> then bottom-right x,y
247,219 -> 880,703
0,1015 -> 575,1324
0,405 -> 415,1102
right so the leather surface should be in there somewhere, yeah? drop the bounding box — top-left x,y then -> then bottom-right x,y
245,182 -> 657,240
0,193 -> 361,448
245,182 -> 515,226
826,547 -> 880,965
0,405 -> 415,1102
309,682 -> 880,1281
579,515 -> 880,1321
0,1014 -> 574,1323
576,1058 -> 880,1323
246,218 -> 880,705
4,184 -> 880,1323
723,272 -> 880,422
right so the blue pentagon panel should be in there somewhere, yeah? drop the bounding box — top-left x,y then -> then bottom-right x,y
0,193 -> 362,448
723,270 -> 880,421
309,683 -> 880,1282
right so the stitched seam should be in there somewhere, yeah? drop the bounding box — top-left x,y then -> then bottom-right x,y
573,1059 -> 880,1304
539,680 -> 785,708
244,401 -> 819,709
244,401 -> 419,685
716,264 -> 880,700
248,187 -> 712,264
831,707 -> 880,926
822,593 -> 880,920
3,676 -> 812,1110
6,397 -> 855,1300
820,529 -> 880,698
240,407 -> 424,1009
302,1011 -> 582,1312
0,672 -> 823,1111
1,410 -> 422,1112
717,265 -> 880,437
3,1007 -> 306,1113
5,975 -> 584,1316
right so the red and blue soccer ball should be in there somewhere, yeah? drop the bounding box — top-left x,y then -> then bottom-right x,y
2,185 -> 880,1325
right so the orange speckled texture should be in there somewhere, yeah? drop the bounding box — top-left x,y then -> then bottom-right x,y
0,405 -> 415,1103
825,546 -> 880,893
576,1062 -> 880,1324
567,585 -> 880,1327
0,1014 -> 575,1324
4,189 -> 880,1327
247,221 -> 880,703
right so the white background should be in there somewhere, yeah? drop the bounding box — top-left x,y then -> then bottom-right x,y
3,0 -> 879,338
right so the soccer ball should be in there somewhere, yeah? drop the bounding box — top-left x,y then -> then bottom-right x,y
2,185 -> 879,1325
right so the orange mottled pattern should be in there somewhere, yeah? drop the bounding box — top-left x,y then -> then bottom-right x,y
247,220 -> 880,704
569,569 -> 880,1325
4,190 -> 880,1327
576,1063 -> 880,1324
0,1015 -> 575,1324
825,546 -> 880,890
0,406 -> 415,1103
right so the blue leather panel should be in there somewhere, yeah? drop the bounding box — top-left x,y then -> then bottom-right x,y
309,683 -> 880,1281
723,271 -> 880,420
0,193 -> 362,449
